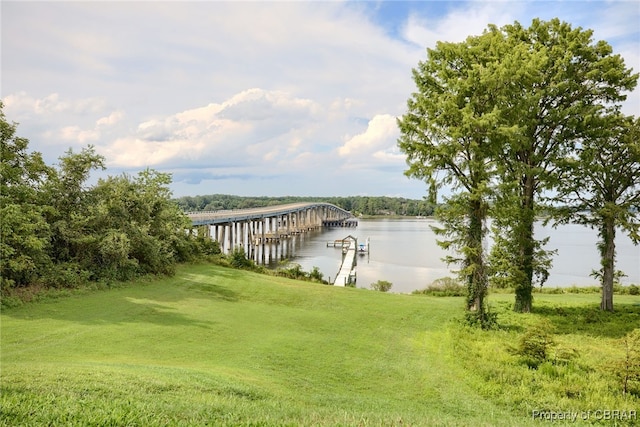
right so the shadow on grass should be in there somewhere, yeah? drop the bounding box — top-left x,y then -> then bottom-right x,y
1,268 -> 244,329
531,302 -> 640,338
490,295 -> 640,338
3,296 -> 216,329
180,272 -> 240,302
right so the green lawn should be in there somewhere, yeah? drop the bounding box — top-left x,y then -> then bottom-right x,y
1,264 -> 638,426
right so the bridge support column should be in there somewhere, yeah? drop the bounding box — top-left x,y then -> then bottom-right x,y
218,225 -> 226,253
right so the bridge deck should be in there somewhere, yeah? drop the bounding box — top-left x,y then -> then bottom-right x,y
186,202 -> 352,226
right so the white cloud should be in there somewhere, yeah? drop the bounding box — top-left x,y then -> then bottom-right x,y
105,137 -> 190,168
57,126 -> 100,144
3,92 -> 106,118
96,111 -> 124,127
99,89 -> 330,170
401,3 -> 519,47
339,114 -> 399,158
2,1 -> 638,198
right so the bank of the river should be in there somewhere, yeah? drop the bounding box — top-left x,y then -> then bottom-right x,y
1,263 -> 638,426
354,214 -> 435,220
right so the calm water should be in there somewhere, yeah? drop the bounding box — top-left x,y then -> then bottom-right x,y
265,218 -> 639,294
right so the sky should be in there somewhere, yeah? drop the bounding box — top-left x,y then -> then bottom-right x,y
2,1 -> 639,200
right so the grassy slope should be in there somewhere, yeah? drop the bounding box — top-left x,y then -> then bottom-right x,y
1,264 -> 638,426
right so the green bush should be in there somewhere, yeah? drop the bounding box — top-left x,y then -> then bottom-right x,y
514,320 -> 555,368
614,329 -> 640,396
42,262 -> 91,289
464,308 -> 498,330
414,277 -> 466,296
229,247 -> 254,269
195,235 -> 222,257
550,345 -> 580,366
370,280 -> 393,292
308,266 -> 324,282
277,264 -> 307,279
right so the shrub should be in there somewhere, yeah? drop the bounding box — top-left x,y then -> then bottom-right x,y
196,236 -> 222,256
414,277 -> 466,296
514,320 -> 555,368
42,262 -> 91,289
278,264 -> 307,279
550,345 -> 580,366
308,266 -> 324,282
229,247 -> 254,269
370,280 -> 393,292
614,329 -> 640,396
464,308 -> 498,330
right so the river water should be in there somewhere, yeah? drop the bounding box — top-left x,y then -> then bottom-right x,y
258,218 -> 639,294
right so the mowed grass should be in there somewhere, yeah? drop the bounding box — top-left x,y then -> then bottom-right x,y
1,264 -> 639,426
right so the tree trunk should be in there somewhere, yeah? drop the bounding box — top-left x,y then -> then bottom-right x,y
466,197 -> 487,315
600,215 -> 616,312
514,174 -> 535,313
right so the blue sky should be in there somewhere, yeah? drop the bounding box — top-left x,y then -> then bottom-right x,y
2,1 -> 639,199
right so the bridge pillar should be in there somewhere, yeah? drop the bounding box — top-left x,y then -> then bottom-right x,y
260,218 -> 266,263
286,213 -> 291,235
274,216 -> 279,240
218,224 -> 226,253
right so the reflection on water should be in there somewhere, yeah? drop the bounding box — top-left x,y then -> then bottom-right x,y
259,219 -> 640,293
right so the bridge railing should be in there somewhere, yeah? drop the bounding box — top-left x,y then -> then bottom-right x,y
184,210 -> 234,215
184,203 -> 354,226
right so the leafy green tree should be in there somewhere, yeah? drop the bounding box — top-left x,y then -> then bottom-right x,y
488,19 -> 637,312
398,28 -> 504,326
87,169 -> 194,279
555,114 -> 640,311
1,103 -> 212,291
0,104 -> 52,288
42,146 -> 105,268
489,193 -> 555,292
399,18 -> 636,315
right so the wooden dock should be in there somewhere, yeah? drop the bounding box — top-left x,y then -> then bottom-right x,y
333,237 -> 357,286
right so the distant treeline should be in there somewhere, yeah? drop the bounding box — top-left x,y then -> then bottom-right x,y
174,194 -> 436,217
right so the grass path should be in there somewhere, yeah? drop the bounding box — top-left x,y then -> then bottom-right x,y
1,264 -> 638,426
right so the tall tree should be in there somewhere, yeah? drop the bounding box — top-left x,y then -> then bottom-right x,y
488,19 -> 637,312
398,30 -> 505,327
555,114 -> 640,311
42,146 -> 105,266
0,104 -> 52,288
399,18 -> 637,315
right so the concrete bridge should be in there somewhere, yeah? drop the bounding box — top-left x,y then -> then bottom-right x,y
186,202 -> 355,254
